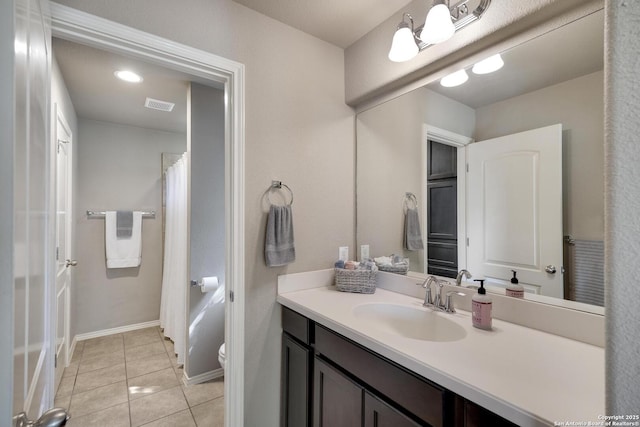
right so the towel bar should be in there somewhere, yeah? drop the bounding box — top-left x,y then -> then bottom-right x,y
267,180 -> 294,205
86,210 -> 156,219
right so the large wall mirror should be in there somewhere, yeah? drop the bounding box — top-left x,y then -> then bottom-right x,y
356,10 -> 604,312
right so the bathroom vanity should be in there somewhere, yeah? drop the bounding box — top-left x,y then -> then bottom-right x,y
277,270 -> 604,427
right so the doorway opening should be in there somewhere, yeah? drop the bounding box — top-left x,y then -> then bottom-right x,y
49,4 -> 245,426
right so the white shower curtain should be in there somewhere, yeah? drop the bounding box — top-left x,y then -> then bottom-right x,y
160,153 -> 188,365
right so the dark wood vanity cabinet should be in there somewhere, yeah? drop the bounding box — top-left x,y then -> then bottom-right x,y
281,308 -> 313,427
281,306 -> 517,427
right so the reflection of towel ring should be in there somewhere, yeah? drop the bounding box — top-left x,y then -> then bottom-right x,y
403,192 -> 418,212
268,180 -> 294,206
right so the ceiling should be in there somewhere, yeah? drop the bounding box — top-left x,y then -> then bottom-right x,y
53,38 -> 192,134
233,0 -> 413,48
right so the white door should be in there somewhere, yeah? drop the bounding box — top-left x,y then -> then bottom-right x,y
53,106 -> 73,392
7,0 -> 55,422
467,124 -> 563,298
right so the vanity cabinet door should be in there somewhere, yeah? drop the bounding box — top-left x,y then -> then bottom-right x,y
463,400 -> 518,427
313,357 -> 363,427
364,391 -> 424,427
281,333 -> 311,427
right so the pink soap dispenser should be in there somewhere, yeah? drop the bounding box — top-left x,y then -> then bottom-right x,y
472,279 -> 492,330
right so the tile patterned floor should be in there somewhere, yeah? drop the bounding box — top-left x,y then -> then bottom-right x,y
55,327 -> 224,427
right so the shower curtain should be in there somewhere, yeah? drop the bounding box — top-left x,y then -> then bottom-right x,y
160,153 -> 188,365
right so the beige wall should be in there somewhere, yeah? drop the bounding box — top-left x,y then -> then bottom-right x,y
55,0 -> 355,424
75,119 -> 186,334
357,87 -> 474,271
476,71 -> 604,241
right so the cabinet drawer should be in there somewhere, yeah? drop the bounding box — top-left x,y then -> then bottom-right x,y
315,325 -> 446,427
282,306 -> 312,345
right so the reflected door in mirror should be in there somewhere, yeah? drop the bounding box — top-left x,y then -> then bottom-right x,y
467,124 -> 563,298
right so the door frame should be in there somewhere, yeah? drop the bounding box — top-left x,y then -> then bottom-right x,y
422,125 -> 472,273
49,4 -> 246,426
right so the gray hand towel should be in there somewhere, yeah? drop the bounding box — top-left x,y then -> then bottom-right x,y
404,208 -> 424,251
265,204 -> 295,267
116,210 -> 134,238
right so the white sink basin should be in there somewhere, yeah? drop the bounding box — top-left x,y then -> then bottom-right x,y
352,303 -> 467,342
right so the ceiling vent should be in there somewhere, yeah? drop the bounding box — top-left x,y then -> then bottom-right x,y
144,97 -> 175,112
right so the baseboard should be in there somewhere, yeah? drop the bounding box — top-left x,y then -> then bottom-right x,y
182,367 -> 224,386
74,320 -> 161,342
68,337 -> 78,366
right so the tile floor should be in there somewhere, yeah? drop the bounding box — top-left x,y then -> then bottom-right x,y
54,327 -> 224,427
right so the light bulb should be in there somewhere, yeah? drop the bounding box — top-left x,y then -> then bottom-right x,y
420,4 -> 455,45
388,25 -> 419,62
114,70 -> 143,83
472,54 -> 504,74
440,69 -> 469,87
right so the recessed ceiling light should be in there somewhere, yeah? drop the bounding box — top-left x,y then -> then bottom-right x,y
114,70 -> 143,83
472,54 -> 504,75
440,69 -> 469,87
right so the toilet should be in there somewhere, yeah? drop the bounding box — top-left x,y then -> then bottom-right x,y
218,343 -> 226,370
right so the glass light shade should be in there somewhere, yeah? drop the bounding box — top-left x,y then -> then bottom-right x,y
472,54 -> 504,74
388,25 -> 419,62
440,69 -> 469,87
420,4 -> 455,45
114,70 -> 143,83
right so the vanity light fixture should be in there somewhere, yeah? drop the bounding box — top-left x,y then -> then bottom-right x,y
440,69 -> 469,87
388,14 -> 420,62
114,70 -> 143,83
420,1 -> 455,45
472,53 -> 504,74
388,0 -> 491,63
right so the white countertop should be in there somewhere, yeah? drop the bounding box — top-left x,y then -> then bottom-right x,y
278,281 -> 604,427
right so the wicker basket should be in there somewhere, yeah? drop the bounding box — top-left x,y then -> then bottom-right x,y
334,268 -> 377,294
377,264 -> 409,275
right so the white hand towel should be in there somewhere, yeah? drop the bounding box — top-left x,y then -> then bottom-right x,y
106,211 -> 143,268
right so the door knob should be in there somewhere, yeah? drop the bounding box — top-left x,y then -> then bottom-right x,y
545,265 -> 557,274
65,259 -> 78,267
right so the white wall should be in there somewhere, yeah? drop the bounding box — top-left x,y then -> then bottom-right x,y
475,71 -> 604,241
75,119 -> 186,334
187,83 -> 225,378
54,1 -> 355,423
357,87 -> 474,271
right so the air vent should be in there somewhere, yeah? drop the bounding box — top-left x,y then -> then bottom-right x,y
144,97 -> 175,112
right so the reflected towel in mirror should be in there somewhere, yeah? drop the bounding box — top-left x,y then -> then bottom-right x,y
404,208 -> 424,250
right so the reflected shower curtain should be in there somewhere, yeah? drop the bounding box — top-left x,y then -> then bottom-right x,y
160,153 -> 188,365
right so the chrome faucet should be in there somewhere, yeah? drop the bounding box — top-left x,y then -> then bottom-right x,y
417,276 -> 465,313
455,269 -> 472,286
417,275 -> 439,307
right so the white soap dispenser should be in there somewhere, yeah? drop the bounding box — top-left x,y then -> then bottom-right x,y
472,279 -> 492,330
506,270 -> 524,298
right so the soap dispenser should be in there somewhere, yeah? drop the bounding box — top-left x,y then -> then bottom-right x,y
472,279 -> 492,330
506,270 -> 524,298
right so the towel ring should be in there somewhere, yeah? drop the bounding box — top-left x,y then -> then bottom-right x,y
267,181 -> 294,206
403,192 -> 418,212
